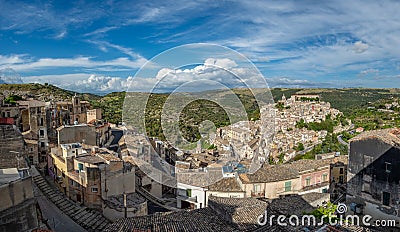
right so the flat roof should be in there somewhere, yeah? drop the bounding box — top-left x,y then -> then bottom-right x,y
0,168 -> 20,185
75,155 -> 105,164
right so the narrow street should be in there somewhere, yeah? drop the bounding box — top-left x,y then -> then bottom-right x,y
31,167 -> 87,232
34,185 -> 87,232
31,167 -> 110,231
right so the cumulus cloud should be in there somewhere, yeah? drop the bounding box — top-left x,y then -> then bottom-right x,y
149,58 -> 266,92
0,68 -> 23,84
33,58 -> 269,93
73,75 -> 134,92
204,58 -> 238,69
352,41 -> 369,54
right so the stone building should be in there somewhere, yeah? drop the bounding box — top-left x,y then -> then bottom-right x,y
87,109 -> 102,123
18,100 -> 49,166
103,194 -> 332,232
347,128 -> 400,224
239,156 -> 348,199
57,124 -> 96,145
54,95 -> 90,125
48,143 -> 146,218
0,124 -> 39,231
330,157 -> 348,202
87,119 -> 111,147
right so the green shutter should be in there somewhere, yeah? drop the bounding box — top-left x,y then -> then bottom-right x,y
285,181 -> 292,192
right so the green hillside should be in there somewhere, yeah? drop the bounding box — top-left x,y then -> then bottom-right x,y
2,84 -> 400,141
0,83 -> 99,102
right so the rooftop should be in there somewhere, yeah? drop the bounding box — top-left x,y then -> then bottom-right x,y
104,192 -> 146,208
56,124 -> 91,131
268,193 -> 329,216
104,207 -> 238,232
207,177 -> 243,192
104,195 -> 328,232
0,168 -> 20,185
240,155 -> 348,183
97,151 -> 121,162
17,100 -> 45,108
75,154 -> 105,165
350,128 -> 400,147
239,163 -> 298,184
208,196 -> 268,231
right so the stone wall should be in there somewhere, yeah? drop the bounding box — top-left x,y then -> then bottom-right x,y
0,177 -> 34,211
0,197 -> 38,232
57,124 -> 96,145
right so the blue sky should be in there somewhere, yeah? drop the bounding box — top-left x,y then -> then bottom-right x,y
0,0 -> 400,93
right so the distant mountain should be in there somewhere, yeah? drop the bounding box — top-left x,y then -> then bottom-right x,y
0,83 -> 100,102
0,68 -> 23,84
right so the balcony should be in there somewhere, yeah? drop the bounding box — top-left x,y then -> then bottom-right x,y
302,181 -> 329,192
251,190 -> 265,197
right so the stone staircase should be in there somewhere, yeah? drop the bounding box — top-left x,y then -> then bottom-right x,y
32,174 -> 111,231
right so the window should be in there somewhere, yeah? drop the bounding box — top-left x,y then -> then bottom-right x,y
284,181 -> 292,192
382,192 -> 390,206
92,187 -> 98,193
339,175 -> 344,184
78,163 -> 84,171
40,142 -> 45,148
322,173 -> 328,182
305,177 -> 311,186
39,129 -> 44,137
40,117 -> 44,126
186,189 -> 192,197
253,184 -> 261,192
339,168 -> 344,174
6,112 -> 10,117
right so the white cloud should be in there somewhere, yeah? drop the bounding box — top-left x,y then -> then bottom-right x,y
359,68 -> 379,76
266,77 -> 326,88
1,56 -> 147,72
28,58 -> 269,93
2,1 -> 400,88
204,58 -> 238,69
0,54 -> 27,66
24,73 -> 89,85
0,68 -> 23,84
83,26 -> 119,37
54,30 -> 67,39
353,41 -> 369,54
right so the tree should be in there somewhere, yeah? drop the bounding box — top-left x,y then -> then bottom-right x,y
296,142 -> 305,151
4,95 -> 22,105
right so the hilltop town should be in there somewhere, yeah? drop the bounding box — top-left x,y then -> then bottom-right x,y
0,85 -> 400,231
